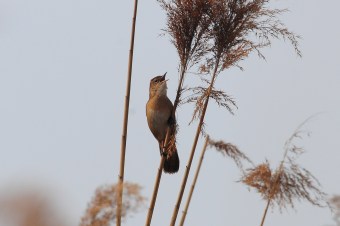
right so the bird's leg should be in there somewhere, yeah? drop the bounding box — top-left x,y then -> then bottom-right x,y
159,140 -> 167,157
158,142 -> 162,155
159,141 -> 165,156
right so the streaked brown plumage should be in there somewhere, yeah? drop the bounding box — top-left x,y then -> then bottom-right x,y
146,73 -> 179,173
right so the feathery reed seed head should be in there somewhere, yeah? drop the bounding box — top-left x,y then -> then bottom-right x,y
159,0 -> 212,69
242,119 -> 327,210
80,183 -> 145,226
208,138 -> 252,171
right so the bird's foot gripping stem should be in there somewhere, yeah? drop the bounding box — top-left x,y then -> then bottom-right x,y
159,141 -> 168,157
161,149 -> 167,157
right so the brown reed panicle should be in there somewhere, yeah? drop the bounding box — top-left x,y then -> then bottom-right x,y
242,161 -> 272,198
242,117 -> 328,226
208,138 -> 252,171
0,190 -> 67,226
185,0 -> 300,130
203,0 -> 301,74
242,160 -> 327,209
183,84 -> 237,128
80,182 -> 145,226
158,0 -> 212,71
158,0 -> 212,114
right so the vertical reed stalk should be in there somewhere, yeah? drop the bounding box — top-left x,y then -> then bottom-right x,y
116,0 -> 139,225
260,199 -> 271,226
170,58 -> 220,226
179,136 -> 209,226
259,127 -> 294,226
145,156 -> 166,226
259,145 -> 287,226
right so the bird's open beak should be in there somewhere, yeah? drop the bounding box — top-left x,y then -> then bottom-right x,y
161,72 -> 167,81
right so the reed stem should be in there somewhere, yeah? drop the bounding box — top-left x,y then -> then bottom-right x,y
170,58 -> 220,226
116,0 -> 139,225
260,199 -> 271,226
179,136 -> 209,226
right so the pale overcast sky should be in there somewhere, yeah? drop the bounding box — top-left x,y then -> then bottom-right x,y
0,1 -> 339,226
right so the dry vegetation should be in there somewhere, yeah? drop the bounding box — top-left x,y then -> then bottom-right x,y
83,0 -> 329,225
0,190 -> 67,226
208,138 -> 252,171
160,0 -> 302,224
159,0 -> 211,71
185,0 -> 301,127
80,183 -> 145,226
116,0 -> 139,224
242,118 -> 328,225
0,183 -> 145,226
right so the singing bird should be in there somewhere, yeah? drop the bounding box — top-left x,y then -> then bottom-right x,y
146,73 -> 180,173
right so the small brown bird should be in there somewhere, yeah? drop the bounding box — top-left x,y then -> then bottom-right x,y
146,73 -> 179,173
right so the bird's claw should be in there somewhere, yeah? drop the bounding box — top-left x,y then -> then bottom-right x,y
161,149 -> 167,157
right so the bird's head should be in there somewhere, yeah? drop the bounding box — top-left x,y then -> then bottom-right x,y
149,72 -> 168,98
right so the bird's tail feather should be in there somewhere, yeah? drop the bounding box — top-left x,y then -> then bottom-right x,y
163,147 -> 179,174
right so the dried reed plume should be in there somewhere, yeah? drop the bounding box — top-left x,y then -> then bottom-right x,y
0,190 -> 67,226
188,0 -> 302,125
242,117 -> 328,226
171,0 -> 300,224
117,0 -> 139,225
208,138 -> 253,171
202,0 -> 301,74
183,84 -> 237,130
158,0 -> 211,84
158,0 -> 213,111
179,136 -> 252,226
81,182 -> 145,226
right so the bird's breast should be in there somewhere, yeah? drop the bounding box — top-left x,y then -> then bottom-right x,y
146,97 -> 172,141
